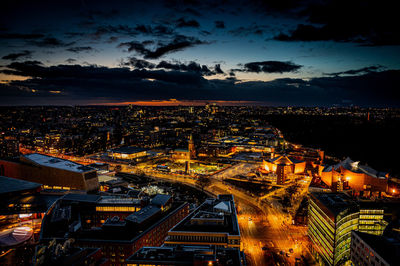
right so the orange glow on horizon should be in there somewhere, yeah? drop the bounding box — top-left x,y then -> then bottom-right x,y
92,99 -> 264,106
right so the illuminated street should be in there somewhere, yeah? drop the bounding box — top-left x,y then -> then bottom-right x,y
123,161 -> 313,266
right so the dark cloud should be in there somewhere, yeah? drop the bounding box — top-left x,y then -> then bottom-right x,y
0,33 -> 45,39
214,20 -> 225,29
273,0 -> 400,46
175,17 -> 200,28
30,37 -> 75,47
236,61 -> 302,73
80,9 -> 120,20
182,7 -> 202,17
64,32 -> 85,38
106,36 -> 119,43
122,57 -> 156,69
156,60 -> 216,76
2,50 -> 32,61
134,24 -> 174,36
199,30 -> 211,36
92,25 -> 137,39
325,66 -> 383,76
65,58 -> 77,63
1,61 -> 399,106
121,57 -> 223,76
118,35 -> 208,59
214,64 -> 224,74
229,25 -> 268,36
66,46 -> 94,53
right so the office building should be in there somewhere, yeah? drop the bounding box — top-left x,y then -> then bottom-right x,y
308,192 -> 386,265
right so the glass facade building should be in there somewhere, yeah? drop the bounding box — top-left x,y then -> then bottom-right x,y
308,193 -> 386,266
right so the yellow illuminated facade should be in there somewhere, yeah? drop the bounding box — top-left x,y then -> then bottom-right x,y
96,206 -> 141,212
308,194 -> 386,266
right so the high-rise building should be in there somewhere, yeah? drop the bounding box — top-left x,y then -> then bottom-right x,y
308,192 -> 386,266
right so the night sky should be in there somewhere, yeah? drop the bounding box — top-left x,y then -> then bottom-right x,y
1,0 -> 400,106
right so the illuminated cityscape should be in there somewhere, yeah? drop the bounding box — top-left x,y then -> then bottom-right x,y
1,1 -> 400,266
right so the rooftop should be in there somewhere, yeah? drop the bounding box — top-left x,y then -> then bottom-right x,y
111,146 -> 147,154
0,175 -> 41,196
125,205 -> 161,224
62,193 -> 101,203
268,154 -> 304,165
323,157 -> 387,179
41,194 -> 188,242
170,195 -> 239,235
310,192 -> 358,219
24,153 -> 95,173
151,194 -> 172,207
126,245 -> 243,265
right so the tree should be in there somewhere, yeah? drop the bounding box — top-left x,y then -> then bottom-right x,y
196,176 -> 211,191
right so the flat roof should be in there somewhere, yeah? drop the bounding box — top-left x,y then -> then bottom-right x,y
0,176 -> 41,195
41,197 -> 188,242
170,195 -> 240,235
125,205 -> 161,224
127,245 -> 243,265
111,147 -> 147,154
151,194 -> 171,207
24,153 -> 95,173
310,192 -> 358,219
62,193 -> 101,203
174,149 -> 188,152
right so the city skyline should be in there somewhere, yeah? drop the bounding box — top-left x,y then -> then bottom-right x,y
1,0 -> 400,106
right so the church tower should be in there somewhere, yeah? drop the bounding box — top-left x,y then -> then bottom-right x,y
188,134 -> 196,159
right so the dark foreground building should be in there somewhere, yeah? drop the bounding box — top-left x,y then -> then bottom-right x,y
126,194 -> 245,266
126,245 -> 245,266
33,239 -> 109,266
0,176 -> 60,265
40,193 -> 189,265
